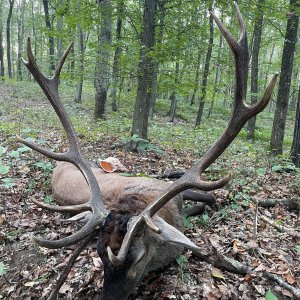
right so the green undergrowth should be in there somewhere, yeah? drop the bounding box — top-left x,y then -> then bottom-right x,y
0,80 -> 295,165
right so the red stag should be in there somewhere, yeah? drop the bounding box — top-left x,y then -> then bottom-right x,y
18,3 -> 277,300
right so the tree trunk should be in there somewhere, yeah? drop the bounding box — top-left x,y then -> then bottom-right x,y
207,32 -> 223,118
31,1 -> 37,57
169,61 -> 179,122
270,0 -> 299,155
94,0 -> 112,119
195,3 -> 214,127
75,25 -> 84,103
190,50 -> 202,106
6,0 -> 14,79
149,0 -> 165,119
57,16 -> 63,60
0,0 -> 4,80
291,84 -> 300,166
111,0 -> 124,112
42,0 -> 55,73
17,1 -> 25,81
74,0 -> 89,104
246,0 -> 265,140
131,0 -> 157,139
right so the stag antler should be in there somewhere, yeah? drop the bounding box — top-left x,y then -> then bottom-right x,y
18,38 -> 109,248
107,2 -> 278,265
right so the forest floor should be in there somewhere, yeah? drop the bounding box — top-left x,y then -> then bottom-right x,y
0,82 -> 300,300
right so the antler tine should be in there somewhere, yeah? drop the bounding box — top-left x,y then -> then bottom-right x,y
20,39 -> 109,248
32,214 -> 101,248
30,198 -> 89,213
107,3 -> 278,266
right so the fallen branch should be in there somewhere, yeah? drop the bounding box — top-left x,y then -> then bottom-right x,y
260,214 -> 300,239
264,271 -> 300,299
47,233 -> 96,300
257,198 -> 300,211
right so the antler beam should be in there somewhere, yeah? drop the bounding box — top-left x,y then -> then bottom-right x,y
19,38 -> 109,248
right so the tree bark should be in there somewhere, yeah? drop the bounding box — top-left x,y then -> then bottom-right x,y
131,0 -> 157,139
111,0 -> 124,112
17,1 -> 25,81
75,27 -> 84,103
247,0 -> 265,140
42,0 -> 55,73
149,0 -> 165,119
75,23 -> 85,102
94,0 -> 112,119
291,84 -> 300,166
169,61 -> 179,122
195,2 -> 214,127
270,0 -> 299,155
0,0 -> 4,80
6,0 -> 14,79
57,16 -> 63,60
190,50 -> 202,106
207,32 -> 223,118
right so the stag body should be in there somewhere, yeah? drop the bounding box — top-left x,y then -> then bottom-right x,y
19,3 -> 277,300
53,161 -> 185,299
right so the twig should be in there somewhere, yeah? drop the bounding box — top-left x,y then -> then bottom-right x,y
254,200 -> 258,238
260,214 -> 300,239
264,271 -> 300,299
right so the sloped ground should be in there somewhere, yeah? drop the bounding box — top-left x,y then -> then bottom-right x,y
0,83 -> 300,299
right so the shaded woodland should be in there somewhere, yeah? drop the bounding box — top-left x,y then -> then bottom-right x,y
0,0 -> 300,299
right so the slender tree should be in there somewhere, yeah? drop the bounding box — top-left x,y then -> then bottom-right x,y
42,0 -> 55,73
247,0 -> 265,140
169,61 -> 179,122
195,1 -> 214,127
131,0 -> 157,139
270,0 -> 299,155
75,2 -> 84,103
291,84 -> 300,166
149,0 -> 165,119
0,0 -> 5,80
6,0 -> 14,79
190,49 -> 202,106
94,0 -> 112,119
17,1 -> 25,81
110,0 -> 124,112
207,31 -> 223,118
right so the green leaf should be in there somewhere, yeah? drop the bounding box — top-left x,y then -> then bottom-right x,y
0,146 -> 7,156
0,262 -> 8,276
183,216 -> 193,228
256,168 -> 266,176
294,245 -> 300,253
175,255 -> 188,268
17,146 -> 30,153
0,178 -> 15,189
272,165 -> 282,172
202,213 -> 209,222
8,150 -> 20,158
265,290 -> 278,300
0,163 -> 10,175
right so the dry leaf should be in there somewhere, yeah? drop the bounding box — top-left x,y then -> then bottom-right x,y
211,267 -> 225,280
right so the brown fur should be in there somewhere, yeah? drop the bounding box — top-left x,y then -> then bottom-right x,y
52,162 -> 183,231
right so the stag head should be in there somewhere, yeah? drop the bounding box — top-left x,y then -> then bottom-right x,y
18,3 -> 277,300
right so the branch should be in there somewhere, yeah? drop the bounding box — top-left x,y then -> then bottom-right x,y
47,233 -> 95,300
